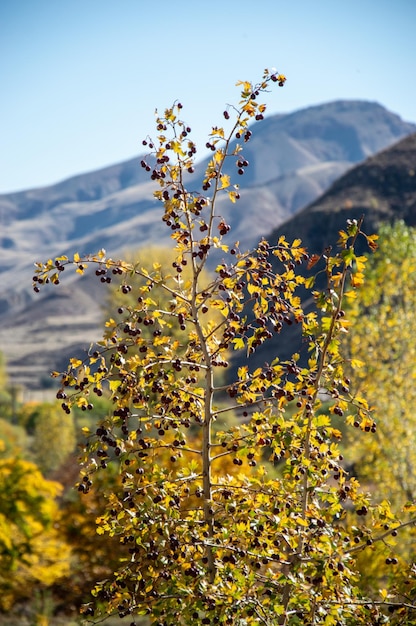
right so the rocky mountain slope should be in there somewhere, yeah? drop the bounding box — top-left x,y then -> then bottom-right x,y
0,101 -> 415,389
267,131 -> 416,254
238,131 -> 416,373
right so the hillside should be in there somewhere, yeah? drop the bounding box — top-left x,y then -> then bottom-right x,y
268,131 -> 416,254
236,131 -> 416,373
0,101 -> 415,388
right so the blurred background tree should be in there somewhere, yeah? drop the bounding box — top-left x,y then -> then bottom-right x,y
0,458 -> 71,612
18,402 -> 76,475
342,221 -> 416,601
343,221 -> 416,507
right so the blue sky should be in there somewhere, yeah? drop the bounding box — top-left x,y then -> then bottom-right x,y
1,0 -> 415,194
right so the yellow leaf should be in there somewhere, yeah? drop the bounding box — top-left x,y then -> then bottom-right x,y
243,101 -> 256,115
355,255 -> 367,272
350,272 -> 364,287
219,305 -> 229,318
211,299 -> 227,311
228,190 -> 238,203
211,126 -> 225,138
260,297 -> 268,314
367,233 -> 379,251
403,502 -> 416,513
344,290 -> 357,300
238,365 -> 248,379
109,380 -> 121,392
236,80 -> 252,93
73,252 -> 81,263
164,107 -> 176,122
220,174 -> 231,189
171,140 -> 185,156
214,150 -> 223,164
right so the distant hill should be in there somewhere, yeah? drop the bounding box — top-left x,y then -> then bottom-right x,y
0,101 -> 415,388
235,131 -> 416,374
1,100 -> 414,309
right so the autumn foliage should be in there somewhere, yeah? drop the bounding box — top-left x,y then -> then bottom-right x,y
28,70 -> 416,625
0,457 -> 70,612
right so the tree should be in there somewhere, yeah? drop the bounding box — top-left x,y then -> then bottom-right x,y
339,222 -> 416,601
18,401 -> 76,475
0,351 -> 13,421
0,457 -> 71,612
0,419 -> 28,458
343,221 -> 416,506
33,71 -> 416,625
0,351 -> 8,392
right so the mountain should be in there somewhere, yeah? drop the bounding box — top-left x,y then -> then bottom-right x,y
267,131 -> 416,255
1,100 -> 414,309
0,101 -> 415,389
236,131 -> 416,374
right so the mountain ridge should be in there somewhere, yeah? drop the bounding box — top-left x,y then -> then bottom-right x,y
2,100 -> 414,285
1,100 -> 415,388
234,130 -> 416,374
268,131 -> 416,254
